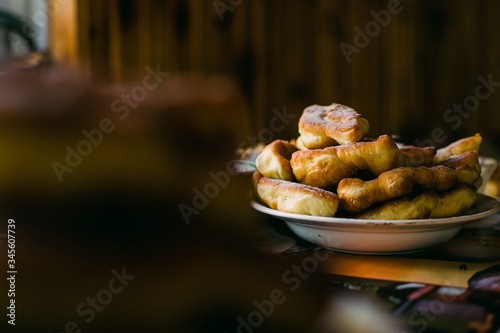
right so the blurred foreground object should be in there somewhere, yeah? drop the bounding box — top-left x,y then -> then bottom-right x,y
0,68 -> 248,202
0,67 -> 329,333
0,9 -> 49,71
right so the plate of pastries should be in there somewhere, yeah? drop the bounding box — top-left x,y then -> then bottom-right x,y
250,103 -> 500,254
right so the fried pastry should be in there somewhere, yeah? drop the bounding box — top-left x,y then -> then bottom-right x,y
253,171 -> 339,217
250,99 -> 483,220
290,135 -> 403,188
298,103 -> 370,149
433,133 -> 482,164
295,136 -> 309,151
439,150 -> 481,171
337,151 -> 481,213
256,140 -> 297,181
398,144 -> 436,167
355,185 -> 477,220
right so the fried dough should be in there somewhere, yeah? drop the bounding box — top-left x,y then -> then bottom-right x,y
433,133 -> 482,164
290,135 -> 403,188
398,144 -> 436,167
337,151 -> 481,213
253,171 -> 339,217
298,103 -> 370,149
355,185 -> 477,220
256,140 -> 297,181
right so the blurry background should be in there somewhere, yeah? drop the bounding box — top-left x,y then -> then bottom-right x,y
3,0 -> 499,150
0,1 -> 499,332
0,0 -> 47,61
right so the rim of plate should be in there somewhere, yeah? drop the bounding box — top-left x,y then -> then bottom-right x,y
250,194 -> 500,228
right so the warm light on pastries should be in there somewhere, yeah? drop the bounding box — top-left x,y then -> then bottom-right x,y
355,185 -> 477,220
433,133 -> 482,164
255,140 -> 297,181
252,101 -> 485,219
253,171 -> 339,217
298,103 -> 369,149
290,135 -> 440,189
337,151 -> 481,213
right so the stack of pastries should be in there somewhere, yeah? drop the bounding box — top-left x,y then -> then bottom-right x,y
253,103 -> 483,220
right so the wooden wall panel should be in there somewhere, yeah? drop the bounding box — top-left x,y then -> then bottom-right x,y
49,0 -> 500,155
485,0 -> 500,138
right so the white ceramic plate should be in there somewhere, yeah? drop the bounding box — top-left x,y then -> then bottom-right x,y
250,194 -> 500,254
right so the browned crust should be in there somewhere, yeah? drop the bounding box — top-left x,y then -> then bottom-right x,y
298,103 -> 369,148
290,135 -> 403,188
433,133 -> 482,164
337,151 -> 481,213
255,140 -> 297,181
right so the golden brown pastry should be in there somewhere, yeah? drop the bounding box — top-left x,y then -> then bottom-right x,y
433,133 -> 482,164
337,151 -> 481,213
253,171 -> 339,217
355,185 -> 477,220
399,144 -> 436,167
255,140 -> 297,181
290,135 -> 403,188
298,103 -> 370,149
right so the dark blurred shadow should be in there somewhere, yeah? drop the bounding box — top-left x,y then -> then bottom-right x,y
0,67 -> 330,333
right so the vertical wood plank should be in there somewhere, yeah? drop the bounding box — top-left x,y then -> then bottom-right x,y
315,0 -> 335,105
108,0 -> 121,82
137,0 -> 150,71
188,0 -> 204,73
484,0 -> 500,149
149,0 -> 167,74
285,0 -> 307,138
48,0 -> 79,67
77,0 -> 91,78
250,0 -> 267,132
87,0 -> 111,81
